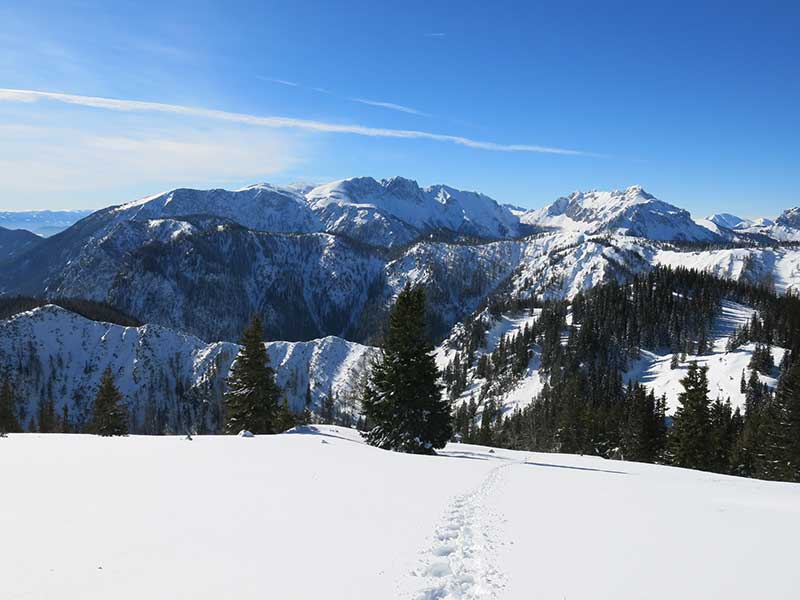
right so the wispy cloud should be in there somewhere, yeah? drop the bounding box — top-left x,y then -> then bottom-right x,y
349,97 -> 428,116
257,76 -> 299,87
425,33 -> 446,38
0,87 -> 590,156
260,76 -> 430,117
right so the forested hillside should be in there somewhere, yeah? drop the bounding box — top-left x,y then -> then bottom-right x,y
444,267 -> 800,480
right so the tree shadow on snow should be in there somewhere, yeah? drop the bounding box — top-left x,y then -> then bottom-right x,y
438,450 -> 492,461
522,461 -> 628,475
284,425 -> 365,445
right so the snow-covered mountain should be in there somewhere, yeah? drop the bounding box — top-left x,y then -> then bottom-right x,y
110,184 -> 324,234
1,179 -> 799,347
0,305 -> 375,433
702,208 -> 800,242
768,207 -> 800,241
99,176 -> 521,249
521,186 -> 720,241
707,212 -> 753,230
306,176 -> 521,246
0,226 -> 41,261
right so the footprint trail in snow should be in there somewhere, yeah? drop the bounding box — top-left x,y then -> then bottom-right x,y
410,461 -> 514,600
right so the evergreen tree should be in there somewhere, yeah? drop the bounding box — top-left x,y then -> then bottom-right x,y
224,316 -> 281,434
362,283 -> 451,454
90,367 -> 128,436
273,398 -> 298,433
60,403 -> 70,433
782,358 -> 800,480
671,362 -> 712,470
708,398 -> 735,473
320,391 -> 336,425
479,399 -> 497,446
37,393 -> 56,433
755,395 -> 793,480
0,374 -> 21,433
762,358 -> 800,481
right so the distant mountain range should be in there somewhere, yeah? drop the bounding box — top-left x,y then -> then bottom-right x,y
1,176 -> 798,434
0,210 -> 93,237
0,177 -> 797,345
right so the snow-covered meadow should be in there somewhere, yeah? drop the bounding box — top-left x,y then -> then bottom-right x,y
3,426 -> 799,599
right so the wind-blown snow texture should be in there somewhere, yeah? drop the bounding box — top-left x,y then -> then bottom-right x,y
2,427 -> 798,600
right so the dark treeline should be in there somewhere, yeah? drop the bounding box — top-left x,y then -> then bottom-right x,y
447,266 -> 800,481
0,296 -> 141,327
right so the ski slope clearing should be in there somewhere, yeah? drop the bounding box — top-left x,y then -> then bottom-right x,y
625,301 -> 787,412
3,426 -> 799,599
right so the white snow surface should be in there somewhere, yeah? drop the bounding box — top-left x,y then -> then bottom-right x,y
2,426 -> 799,600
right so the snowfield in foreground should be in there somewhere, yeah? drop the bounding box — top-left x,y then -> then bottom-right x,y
3,427 -> 799,599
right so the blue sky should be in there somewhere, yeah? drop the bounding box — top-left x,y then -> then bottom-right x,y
0,0 -> 798,215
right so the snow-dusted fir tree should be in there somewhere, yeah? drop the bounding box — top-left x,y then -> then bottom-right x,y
670,362 -> 711,470
0,374 -> 21,433
225,316 -> 281,434
757,356 -> 800,481
91,367 -> 128,436
362,283 -> 451,454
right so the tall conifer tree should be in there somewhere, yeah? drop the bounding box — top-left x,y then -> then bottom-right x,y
362,283 -> 451,454
0,374 -> 20,433
225,316 -> 281,434
91,367 -> 128,436
671,362 -> 712,470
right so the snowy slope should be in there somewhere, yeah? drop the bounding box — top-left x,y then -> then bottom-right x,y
624,301 -> 787,412
0,305 -> 375,433
439,299 -> 787,418
768,207 -> 800,241
110,184 -> 323,234
655,246 -> 800,295
719,207 -> 800,241
521,186 -> 719,241
707,212 -> 752,229
2,427 -> 798,600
